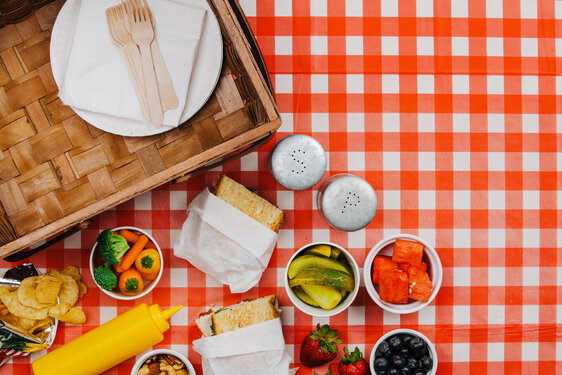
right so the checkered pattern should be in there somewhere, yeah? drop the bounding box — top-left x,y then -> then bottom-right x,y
1,0 -> 561,373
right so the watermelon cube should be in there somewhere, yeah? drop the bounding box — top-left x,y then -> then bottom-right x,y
379,269 -> 409,304
399,261 -> 427,273
372,256 -> 398,284
392,239 -> 424,266
407,267 -> 433,302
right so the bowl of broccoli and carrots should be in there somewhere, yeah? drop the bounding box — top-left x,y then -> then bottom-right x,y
89,226 -> 163,300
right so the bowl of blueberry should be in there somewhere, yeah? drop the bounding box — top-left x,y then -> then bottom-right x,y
370,329 -> 437,375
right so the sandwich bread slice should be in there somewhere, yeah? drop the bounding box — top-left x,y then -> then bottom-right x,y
195,295 -> 278,337
215,175 -> 284,232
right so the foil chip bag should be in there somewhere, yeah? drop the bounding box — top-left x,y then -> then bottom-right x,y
0,264 -> 57,366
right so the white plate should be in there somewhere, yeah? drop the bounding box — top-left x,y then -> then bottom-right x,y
50,0 -> 223,137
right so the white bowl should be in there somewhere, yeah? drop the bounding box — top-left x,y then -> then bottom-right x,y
285,241 -> 360,317
370,329 -> 438,375
131,349 -> 196,375
363,234 -> 442,314
90,226 -> 163,300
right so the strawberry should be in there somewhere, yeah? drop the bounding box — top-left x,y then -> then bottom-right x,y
338,347 -> 369,375
300,324 -> 342,367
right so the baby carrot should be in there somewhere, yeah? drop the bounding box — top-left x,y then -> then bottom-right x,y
119,229 -> 156,249
119,229 -> 138,243
116,234 -> 148,273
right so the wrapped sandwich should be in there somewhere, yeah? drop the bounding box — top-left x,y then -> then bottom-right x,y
195,295 -> 279,337
192,295 -> 294,375
173,175 -> 284,293
214,175 -> 284,232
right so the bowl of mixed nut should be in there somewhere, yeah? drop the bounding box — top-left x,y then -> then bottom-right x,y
131,349 -> 195,375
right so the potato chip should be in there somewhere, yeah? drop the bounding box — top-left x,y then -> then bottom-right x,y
1,291 -> 48,320
48,302 -> 71,319
16,317 -> 37,332
58,307 -> 87,324
61,266 -> 82,282
31,318 -> 52,333
48,303 -> 86,324
18,277 -> 54,309
47,270 -> 79,306
0,286 -> 16,297
35,275 -> 62,305
0,305 -> 9,316
78,282 -> 88,299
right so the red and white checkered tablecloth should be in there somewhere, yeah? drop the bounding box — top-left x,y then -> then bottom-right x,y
2,0 -> 561,373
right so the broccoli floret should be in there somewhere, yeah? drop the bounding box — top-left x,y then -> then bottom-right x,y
94,264 -> 117,291
96,229 -> 129,265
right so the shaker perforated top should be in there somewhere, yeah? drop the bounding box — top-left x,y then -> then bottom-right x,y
317,174 -> 377,231
268,134 -> 327,190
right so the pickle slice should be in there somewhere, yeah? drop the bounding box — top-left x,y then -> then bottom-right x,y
289,268 -> 355,291
292,286 -> 320,307
300,284 -> 342,310
288,254 -> 351,279
304,245 -> 331,257
330,247 -> 342,259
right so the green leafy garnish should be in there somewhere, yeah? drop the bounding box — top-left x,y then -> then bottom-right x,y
125,278 -> 139,292
140,255 -> 154,269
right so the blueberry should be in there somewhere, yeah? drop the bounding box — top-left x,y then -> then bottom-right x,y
419,355 -> 433,370
411,370 -> 425,375
376,341 -> 392,358
388,368 -> 399,375
391,355 -> 405,368
388,335 -> 403,352
408,337 -> 426,358
399,367 -> 411,375
399,347 -> 410,356
406,357 -> 418,370
402,334 -> 414,346
374,356 -> 390,371
375,370 -> 387,375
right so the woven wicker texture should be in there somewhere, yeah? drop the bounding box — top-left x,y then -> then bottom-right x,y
0,0 -> 280,254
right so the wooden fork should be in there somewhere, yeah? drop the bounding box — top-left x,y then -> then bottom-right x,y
106,6 -> 150,121
128,2 -> 163,125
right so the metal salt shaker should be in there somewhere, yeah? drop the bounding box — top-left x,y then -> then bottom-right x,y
268,134 -> 327,190
317,174 -> 377,231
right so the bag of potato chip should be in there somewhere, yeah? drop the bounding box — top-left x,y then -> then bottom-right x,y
0,264 -> 57,366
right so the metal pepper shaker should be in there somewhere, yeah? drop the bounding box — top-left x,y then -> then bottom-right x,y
317,174 -> 377,231
268,134 -> 327,190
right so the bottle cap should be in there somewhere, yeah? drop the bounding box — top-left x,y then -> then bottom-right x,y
268,134 -> 326,190
150,304 -> 183,332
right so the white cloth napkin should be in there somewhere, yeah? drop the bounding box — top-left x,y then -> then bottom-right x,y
59,0 -> 206,127
173,188 -> 278,294
192,318 -> 297,375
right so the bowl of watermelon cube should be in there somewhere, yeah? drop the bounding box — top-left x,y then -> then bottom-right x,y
364,234 -> 442,314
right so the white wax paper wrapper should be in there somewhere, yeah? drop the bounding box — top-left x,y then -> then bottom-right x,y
173,188 -> 278,293
192,318 -> 297,375
59,0 -> 206,127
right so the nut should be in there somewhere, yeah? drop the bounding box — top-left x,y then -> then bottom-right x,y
147,362 -> 160,375
172,363 -> 185,370
158,363 -> 176,375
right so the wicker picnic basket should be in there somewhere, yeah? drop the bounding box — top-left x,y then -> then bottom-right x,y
0,0 -> 281,259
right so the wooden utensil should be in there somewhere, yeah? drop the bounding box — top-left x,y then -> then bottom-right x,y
122,0 -> 176,112
128,2 -> 163,125
106,6 -> 150,121
138,0 -> 179,111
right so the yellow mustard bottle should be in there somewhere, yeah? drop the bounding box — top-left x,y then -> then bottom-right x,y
32,303 -> 182,375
